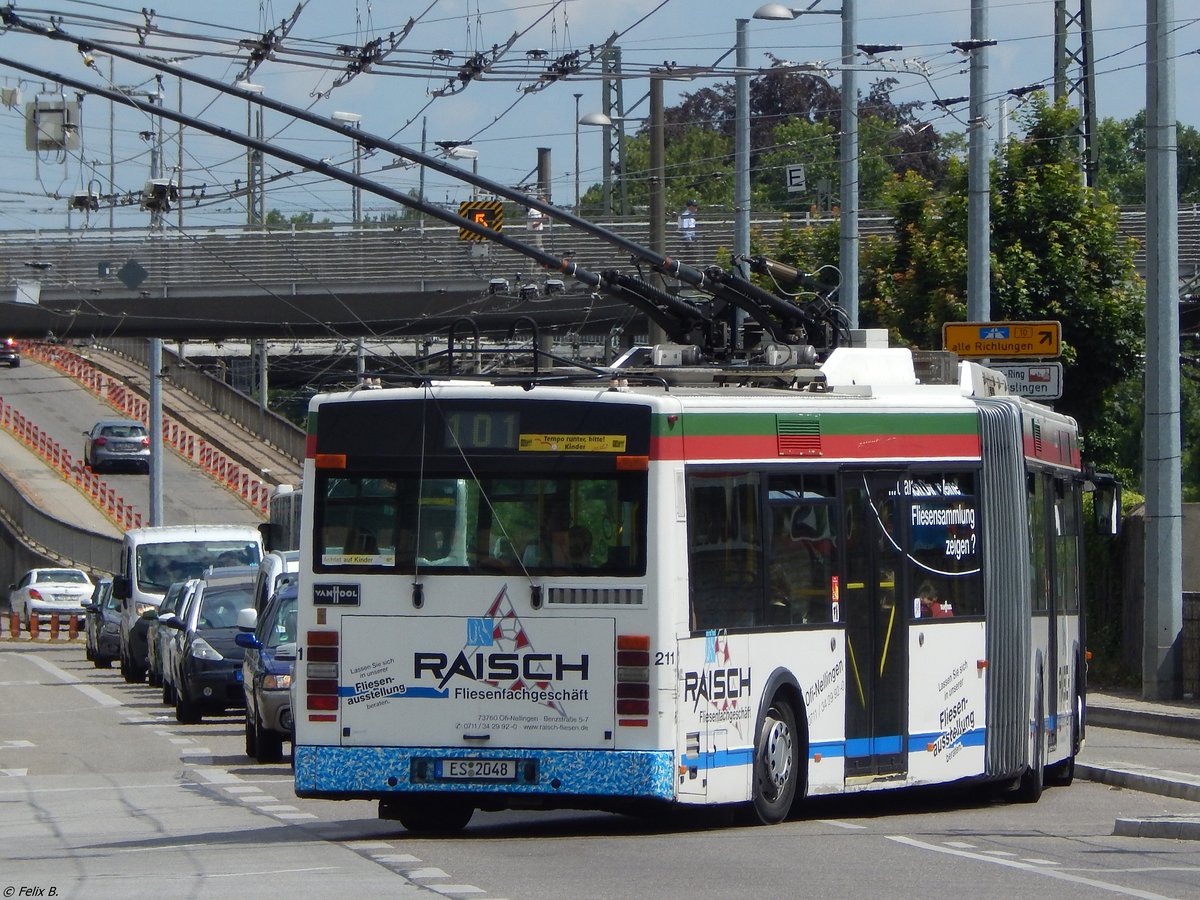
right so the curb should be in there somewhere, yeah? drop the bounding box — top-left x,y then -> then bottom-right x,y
1113,815 -> 1200,841
1078,761 -> 1200,803
1088,706 -> 1200,742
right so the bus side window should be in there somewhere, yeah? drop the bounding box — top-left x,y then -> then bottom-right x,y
686,472 -> 764,630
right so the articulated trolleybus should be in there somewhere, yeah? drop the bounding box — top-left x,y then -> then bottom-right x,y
292,346 -> 1096,831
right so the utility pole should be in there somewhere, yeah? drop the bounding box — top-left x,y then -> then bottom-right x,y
647,75 -> 668,346
734,19 -> 750,280
147,76 -> 164,526
966,0 -> 993,322
601,46 -> 627,216
840,0 -> 859,329
1144,0 -> 1182,699
1054,0 -> 1098,186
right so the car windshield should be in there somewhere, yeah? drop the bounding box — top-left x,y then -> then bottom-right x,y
37,570 -> 88,584
198,585 -> 254,630
136,541 -> 263,593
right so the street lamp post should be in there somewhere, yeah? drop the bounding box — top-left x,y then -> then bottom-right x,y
445,145 -> 480,196
574,92 -> 583,213
755,1 -> 858,328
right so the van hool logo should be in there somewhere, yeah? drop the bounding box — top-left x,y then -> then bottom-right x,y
312,583 -> 360,605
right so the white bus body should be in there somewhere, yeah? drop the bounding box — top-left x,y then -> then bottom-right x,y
291,350 -> 1090,830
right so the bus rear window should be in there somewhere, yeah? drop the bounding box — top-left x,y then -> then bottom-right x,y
315,472 -> 646,577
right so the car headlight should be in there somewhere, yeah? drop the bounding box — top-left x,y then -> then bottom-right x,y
263,673 -> 292,690
189,637 -> 224,661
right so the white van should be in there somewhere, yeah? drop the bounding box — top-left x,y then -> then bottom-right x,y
252,549 -> 299,615
113,524 -> 263,683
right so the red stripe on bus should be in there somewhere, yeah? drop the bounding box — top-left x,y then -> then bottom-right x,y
650,433 -> 982,461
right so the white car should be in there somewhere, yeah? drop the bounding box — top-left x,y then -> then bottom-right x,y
8,568 -> 94,628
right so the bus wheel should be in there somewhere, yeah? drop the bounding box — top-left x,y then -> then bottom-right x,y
380,797 -> 474,834
1046,692 -> 1082,787
1012,679 -> 1044,803
750,696 -> 801,825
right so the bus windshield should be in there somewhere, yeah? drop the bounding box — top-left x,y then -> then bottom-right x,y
315,471 -> 645,576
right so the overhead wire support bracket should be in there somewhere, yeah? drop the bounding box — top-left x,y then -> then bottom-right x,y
236,1 -> 307,82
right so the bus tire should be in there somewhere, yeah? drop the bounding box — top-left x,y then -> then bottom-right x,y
750,696 -> 801,825
1046,689 -> 1082,787
381,797 -> 474,834
1013,676 -> 1045,803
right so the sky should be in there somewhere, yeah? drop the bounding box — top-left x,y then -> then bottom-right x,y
0,0 -> 1194,233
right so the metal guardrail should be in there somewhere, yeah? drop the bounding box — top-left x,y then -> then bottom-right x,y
0,467 -> 121,575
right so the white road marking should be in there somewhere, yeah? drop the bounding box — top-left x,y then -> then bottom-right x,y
817,818 -> 868,830
888,835 -> 1177,898
1,768 -> 29,776
22,653 -> 121,707
408,867 -> 450,879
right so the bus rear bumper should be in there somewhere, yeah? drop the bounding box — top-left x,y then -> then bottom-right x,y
294,745 -> 675,801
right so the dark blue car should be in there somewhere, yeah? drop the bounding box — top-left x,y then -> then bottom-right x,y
236,580 -> 297,763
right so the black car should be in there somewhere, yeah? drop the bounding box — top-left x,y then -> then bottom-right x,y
0,337 -> 18,368
236,580 -> 297,763
163,579 -> 255,724
83,578 -> 120,668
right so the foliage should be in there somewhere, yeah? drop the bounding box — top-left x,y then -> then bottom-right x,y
762,97 -> 1144,473
1094,111 -> 1200,204
581,68 -> 946,215
263,209 -> 332,229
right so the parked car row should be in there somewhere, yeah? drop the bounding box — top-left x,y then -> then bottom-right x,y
138,564 -> 297,761
7,535 -> 292,768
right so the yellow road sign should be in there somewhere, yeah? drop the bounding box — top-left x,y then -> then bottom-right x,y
942,321 -> 1061,359
457,200 -> 504,241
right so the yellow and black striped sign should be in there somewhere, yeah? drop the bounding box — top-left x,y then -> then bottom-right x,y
458,200 -> 504,241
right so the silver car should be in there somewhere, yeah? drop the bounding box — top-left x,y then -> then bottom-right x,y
82,418 -> 151,474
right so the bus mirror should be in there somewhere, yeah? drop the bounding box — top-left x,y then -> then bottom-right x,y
112,575 -> 131,601
1089,473 -> 1121,536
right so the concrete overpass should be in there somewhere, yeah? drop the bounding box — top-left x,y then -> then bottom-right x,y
3,207 -> 1193,342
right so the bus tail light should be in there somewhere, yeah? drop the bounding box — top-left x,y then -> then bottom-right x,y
306,630 -> 340,721
616,634 -> 651,726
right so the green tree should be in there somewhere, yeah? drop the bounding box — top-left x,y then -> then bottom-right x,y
1094,111 -> 1200,204
764,97 -> 1144,471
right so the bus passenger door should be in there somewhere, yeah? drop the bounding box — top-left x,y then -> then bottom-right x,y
841,472 -> 907,780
